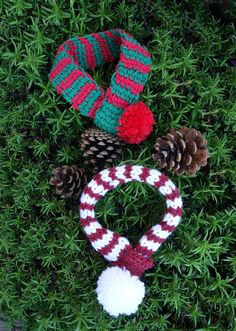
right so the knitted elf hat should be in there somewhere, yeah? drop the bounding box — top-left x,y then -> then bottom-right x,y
49,29 -> 155,144
80,165 -> 183,317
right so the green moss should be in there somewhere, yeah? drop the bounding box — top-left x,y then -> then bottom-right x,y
0,0 -> 235,330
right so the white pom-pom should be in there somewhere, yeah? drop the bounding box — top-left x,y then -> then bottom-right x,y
96,266 -> 145,317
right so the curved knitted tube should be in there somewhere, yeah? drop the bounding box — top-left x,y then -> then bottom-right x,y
49,29 -> 154,144
80,165 -> 183,277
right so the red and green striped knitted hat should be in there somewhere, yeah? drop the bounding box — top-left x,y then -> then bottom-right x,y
49,29 -> 155,144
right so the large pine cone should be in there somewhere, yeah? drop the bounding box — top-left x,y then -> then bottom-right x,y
80,128 -> 123,171
153,127 -> 209,175
50,165 -> 87,199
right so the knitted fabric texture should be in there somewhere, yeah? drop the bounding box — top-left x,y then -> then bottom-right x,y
49,29 -> 155,144
80,165 -> 183,277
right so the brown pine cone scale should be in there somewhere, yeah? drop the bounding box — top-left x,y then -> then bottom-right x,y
153,127 -> 209,175
50,165 -> 87,199
80,128 -> 123,171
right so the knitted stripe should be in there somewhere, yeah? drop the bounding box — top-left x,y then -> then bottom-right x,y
56,70 -> 84,94
115,72 -> 144,95
92,32 -> 114,63
106,88 -> 129,109
72,82 -> 97,110
101,32 -> 120,59
88,93 -> 105,119
51,63 -> 76,87
122,47 -> 151,65
118,63 -> 149,83
71,37 -> 88,69
122,31 -> 143,45
123,38 -> 151,58
79,37 -> 97,69
67,40 -> 79,65
100,233 -> 121,258
103,29 -> 122,53
87,35 -> 105,67
110,83 -> 139,103
80,166 -> 183,270
80,89 -> 104,117
50,29 -> 152,135
50,56 -> 72,81
120,54 -> 151,74
65,75 -> 91,102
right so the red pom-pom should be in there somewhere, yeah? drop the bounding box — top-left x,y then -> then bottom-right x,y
117,102 -> 155,144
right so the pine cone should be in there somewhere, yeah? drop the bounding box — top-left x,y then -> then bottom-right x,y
50,165 -> 87,199
153,127 -> 209,175
80,128 -> 124,171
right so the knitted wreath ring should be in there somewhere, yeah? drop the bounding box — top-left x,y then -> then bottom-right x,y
80,165 -> 183,317
50,29 -> 155,144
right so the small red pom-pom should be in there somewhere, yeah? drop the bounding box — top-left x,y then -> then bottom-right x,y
117,102 -> 155,144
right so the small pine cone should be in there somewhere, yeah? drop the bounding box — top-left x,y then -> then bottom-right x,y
153,127 -> 209,175
80,128 -> 124,171
50,165 -> 87,199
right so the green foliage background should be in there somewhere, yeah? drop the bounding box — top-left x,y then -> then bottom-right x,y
0,0 -> 236,330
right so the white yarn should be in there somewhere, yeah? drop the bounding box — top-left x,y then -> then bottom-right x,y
96,266 -> 145,317
79,165 -> 183,317
138,235 -> 161,251
166,197 -> 182,209
103,237 -> 130,262
162,213 -> 181,226
80,209 -> 95,219
130,165 -> 144,180
84,221 -> 102,235
92,230 -> 114,250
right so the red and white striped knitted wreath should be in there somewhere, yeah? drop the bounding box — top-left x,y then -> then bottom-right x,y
80,165 -> 183,317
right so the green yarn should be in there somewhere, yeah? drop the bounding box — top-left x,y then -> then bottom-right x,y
50,29 -> 152,140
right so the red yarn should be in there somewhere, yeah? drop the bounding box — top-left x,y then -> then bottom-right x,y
112,246 -> 154,277
117,102 -> 155,144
